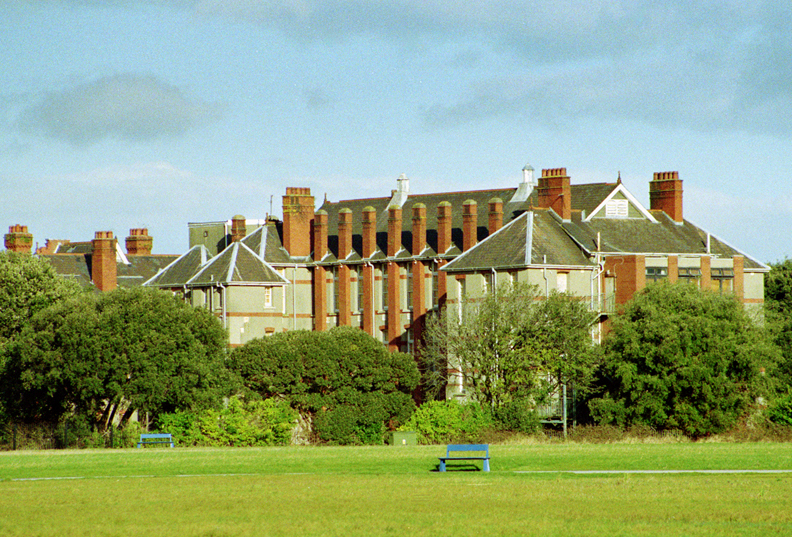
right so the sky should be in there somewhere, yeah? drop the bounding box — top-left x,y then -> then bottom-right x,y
2,1 -> 791,264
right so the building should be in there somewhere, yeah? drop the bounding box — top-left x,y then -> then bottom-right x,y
142,165 -> 767,357
3,226 -> 178,291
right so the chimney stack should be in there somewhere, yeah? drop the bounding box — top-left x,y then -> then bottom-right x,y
125,228 -> 153,255
92,231 -> 117,292
462,199 -> 478,251
312,210 -> 328,261
488,198 -> 503,235
412,203 -> 427,255
649,171 -> 683,223
4,224 -> 33,253
362,206 -> 377,258
437,201 -> 452,255
387,206 -> 403,257
230,215 -> 247,243
538,168 -> 571,220
338,208 -> 353,260
282,187 -> 314,257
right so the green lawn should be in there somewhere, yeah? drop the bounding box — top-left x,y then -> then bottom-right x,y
2,442 -> 792,536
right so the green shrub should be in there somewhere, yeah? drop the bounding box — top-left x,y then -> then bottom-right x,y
493,400 -> 541,434
159,396 -> 296,447
118,421 -> 144,448
768,391 -> 792,426
401,399 -> 494,444
156,411 -> 204,446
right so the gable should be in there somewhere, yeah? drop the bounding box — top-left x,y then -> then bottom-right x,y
586,184 -> 657,222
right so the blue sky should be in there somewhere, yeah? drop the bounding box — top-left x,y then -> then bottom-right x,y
2,1 -> 790,263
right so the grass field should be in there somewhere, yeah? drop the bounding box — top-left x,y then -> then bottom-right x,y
2,442 -> 792,536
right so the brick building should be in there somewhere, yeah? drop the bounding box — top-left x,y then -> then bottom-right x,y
142,165 -> 767,356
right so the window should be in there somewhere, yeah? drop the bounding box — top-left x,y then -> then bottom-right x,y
556,272 -> 568,293
646,267 -> 668,283
431,267 -> 439,310
382,267 -> 388,311
264,287 -> 273,308
678,267 -> 701,285
711,268 -> 734,294
356,266 -> 364,313
407,270 -> 413,310
605,199 -> 629,218
330,267 -> 338,313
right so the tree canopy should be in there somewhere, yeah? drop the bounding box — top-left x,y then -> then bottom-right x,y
228,326 -> 420,444
0,251 -> 80,347
765,259 -> 792,386
0,287 -> 232,430
588,282 -> 779,437
421,283 -> 597,413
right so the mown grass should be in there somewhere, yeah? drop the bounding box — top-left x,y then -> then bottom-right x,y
2,443 -> 792,536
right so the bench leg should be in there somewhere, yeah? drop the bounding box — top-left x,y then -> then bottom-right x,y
483,459 -> 490,472
439,460 -> 446,472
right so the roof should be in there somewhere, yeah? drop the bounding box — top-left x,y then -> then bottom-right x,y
443,210 -> 592,272
186,241 -> 289,286
144,245 -> 213,288
318,186 -> 532,259
41,253 -> 180,289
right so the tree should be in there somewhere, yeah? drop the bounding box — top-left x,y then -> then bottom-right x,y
228,326 -> 420,444
588,281 -> 779,437
0,287 -> 233,430
0,251 -> 80,347
420,282 -> 597,414
765,259 -> 792,386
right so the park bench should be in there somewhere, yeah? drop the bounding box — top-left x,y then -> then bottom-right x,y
438,444 -> 490,472
137,433 -> 174,448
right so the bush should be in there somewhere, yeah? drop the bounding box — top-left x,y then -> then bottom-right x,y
494,400 -> 541,434
157,396 -> 296,447
768,390 -> 792,426
401,399 -> 494,444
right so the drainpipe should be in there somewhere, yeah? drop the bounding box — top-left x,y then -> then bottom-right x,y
292,265 -> 298,330
219,284 -> 227,329
542,255 -> 549,297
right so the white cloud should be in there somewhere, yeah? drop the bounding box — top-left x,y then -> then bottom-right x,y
17,74 -> 223,144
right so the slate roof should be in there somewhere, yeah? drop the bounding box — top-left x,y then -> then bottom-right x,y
443,210 -> 593,272
186,242 -> 289,286
41,253 -> 180,289
239,223 -> 293,265
318,186 -> 532,259
144,245 -> 213,288
443,182 -> 765,273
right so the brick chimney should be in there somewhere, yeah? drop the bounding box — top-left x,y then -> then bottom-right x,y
412,203 -> 427,255
4,224 -> 33,253
230,215 -> 247,243
387,206 -> 402,257
437,201 -> 452,255
312,210 -> 328,260
463,199 -> 478,251
282,187 -> 314,257
488,197 -> 503,235
337,209 -> 352,326
125,228 -> 153,255
649,171 -> 683,223
362,206 -> 377,258
92,231 -> 117,292
338,208 -> 353,260
538,168 -> 571,220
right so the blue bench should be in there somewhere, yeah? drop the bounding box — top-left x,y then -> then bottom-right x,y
137,433 -> 174,448
438,444 -> 490,472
